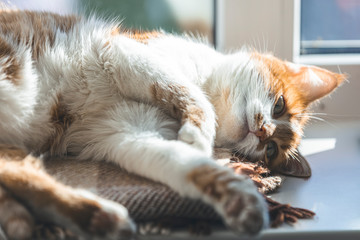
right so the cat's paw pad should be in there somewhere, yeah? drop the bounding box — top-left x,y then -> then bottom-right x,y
0,196 -> 35,240
138,222 -> 171,236
178,122 -> 212,156
34,224 -> 75,240
220,188 -> 268,235
5,217 -> 34,240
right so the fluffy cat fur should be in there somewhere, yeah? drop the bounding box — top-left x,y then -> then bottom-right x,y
0,10 -> 344,239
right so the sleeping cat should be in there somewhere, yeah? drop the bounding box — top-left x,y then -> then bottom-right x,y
0,10 -> 344,239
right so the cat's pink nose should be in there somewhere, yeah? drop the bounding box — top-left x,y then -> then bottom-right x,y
255,123 -> 275,142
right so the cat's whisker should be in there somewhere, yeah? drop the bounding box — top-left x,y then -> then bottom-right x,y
292,150 -> 299,161
272,38 -> 277,55
261,33 -> 267,53
295,112 -> 360,129
307,116 -> 325,122
300,112 -> 327,116
249,39 -> 256,53
298,114 -> 339,128
257,35 -> 262,53
294,112 -> 327,121
311,112 -> 360,119
257,35 -> 261,53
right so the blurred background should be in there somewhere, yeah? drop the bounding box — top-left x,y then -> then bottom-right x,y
7,0 -> 215,43
5,0 -> 360,120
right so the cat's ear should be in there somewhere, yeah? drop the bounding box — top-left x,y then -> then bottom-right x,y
285,62 -> 346,104
275,151 -> 311,178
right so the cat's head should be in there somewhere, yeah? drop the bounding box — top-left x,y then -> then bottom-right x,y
208,51 -> 345,177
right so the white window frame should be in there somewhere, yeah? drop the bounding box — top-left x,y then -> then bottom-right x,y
292,0 -> 360,65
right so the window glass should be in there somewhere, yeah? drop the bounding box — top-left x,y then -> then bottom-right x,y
301,0 -> 360,54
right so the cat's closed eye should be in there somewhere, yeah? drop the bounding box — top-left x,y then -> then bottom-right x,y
266,140 -> 278,161
273,95 -> 286,118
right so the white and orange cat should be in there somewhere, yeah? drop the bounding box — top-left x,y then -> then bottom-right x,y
0,10 -> 344,240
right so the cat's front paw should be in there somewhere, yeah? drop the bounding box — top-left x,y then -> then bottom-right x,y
188,165 -> 268,235
178,122 -> 213,157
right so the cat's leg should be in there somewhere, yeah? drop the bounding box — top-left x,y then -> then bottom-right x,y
77,102 -> 269,235
0,145 -> 136,240
85,36 -> 216,156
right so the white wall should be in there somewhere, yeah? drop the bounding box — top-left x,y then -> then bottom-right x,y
217,0 -> 294,60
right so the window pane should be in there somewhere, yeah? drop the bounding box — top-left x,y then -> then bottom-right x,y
301,0 -> 360,54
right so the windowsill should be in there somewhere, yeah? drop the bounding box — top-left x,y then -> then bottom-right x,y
298,138 -> 336,156
294,54 -> 360,65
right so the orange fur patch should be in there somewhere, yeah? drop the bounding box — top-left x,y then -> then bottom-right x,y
122,29 -> 162,44
151,82 -> 205,128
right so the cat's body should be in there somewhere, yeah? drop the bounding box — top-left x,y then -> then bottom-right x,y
0,10 -> 344,239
